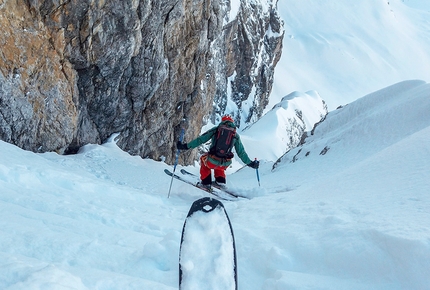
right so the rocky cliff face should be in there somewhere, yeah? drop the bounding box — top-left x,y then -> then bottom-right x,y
213,1 -> 284,128
0,0 -> 283,164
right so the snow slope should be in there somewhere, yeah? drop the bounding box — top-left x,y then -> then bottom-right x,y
272,0 -> 430,111
2,1 -> 430,289
1,80 -> 429,289
240,90 -> 327,162
230,79 -> 430,289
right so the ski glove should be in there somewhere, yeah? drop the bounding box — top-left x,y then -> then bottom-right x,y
176,141 -> 189,150
248,160 -> 259,169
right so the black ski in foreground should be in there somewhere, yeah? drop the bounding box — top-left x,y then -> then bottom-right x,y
179,169 -> 248,199
164,169 -> 238,201
179,197 -> 237,290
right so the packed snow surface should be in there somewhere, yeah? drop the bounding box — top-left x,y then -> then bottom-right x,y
1,80 -> 429,289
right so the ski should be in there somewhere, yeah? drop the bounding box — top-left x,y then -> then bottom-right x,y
180,169 -> 247,199
164,169 -> 237,201
179,197 -> 237,289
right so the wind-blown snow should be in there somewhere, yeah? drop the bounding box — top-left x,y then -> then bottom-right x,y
402,0 -> 430,10
1,79 -> 429,289
272,0 -> 430,111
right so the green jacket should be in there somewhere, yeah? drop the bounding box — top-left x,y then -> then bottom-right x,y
186,121 -> 252,166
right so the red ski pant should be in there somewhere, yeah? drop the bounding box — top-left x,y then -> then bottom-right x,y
200,153 -> 228,183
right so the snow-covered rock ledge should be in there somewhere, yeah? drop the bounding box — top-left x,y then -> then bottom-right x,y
240,90 -> 327,162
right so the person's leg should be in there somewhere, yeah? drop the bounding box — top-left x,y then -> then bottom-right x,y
200,154 -> 212,185
214,166 -> 227,184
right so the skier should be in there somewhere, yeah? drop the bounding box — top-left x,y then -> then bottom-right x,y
176,114 -> 259,189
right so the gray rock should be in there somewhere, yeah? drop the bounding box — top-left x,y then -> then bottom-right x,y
0,0 -> 283,164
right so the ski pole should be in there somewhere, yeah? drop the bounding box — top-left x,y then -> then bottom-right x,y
255,158 -> 260,187
168,128 -> 185,198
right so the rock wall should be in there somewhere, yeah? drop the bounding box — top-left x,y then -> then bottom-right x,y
0,0 -> 283,164
0,0 -> 79,153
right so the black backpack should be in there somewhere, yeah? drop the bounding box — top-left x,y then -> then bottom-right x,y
210,124 -> 236,159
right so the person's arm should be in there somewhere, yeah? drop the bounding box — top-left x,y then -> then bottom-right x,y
185,126 -> 217,149
233,134 -> 252,165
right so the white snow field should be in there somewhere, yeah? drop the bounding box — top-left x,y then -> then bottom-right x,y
272,0 -> 430,111
2,0 -> 430,289
1,80 -> 429,289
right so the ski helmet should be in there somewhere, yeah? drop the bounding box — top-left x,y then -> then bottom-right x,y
221,114 -> 234,123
